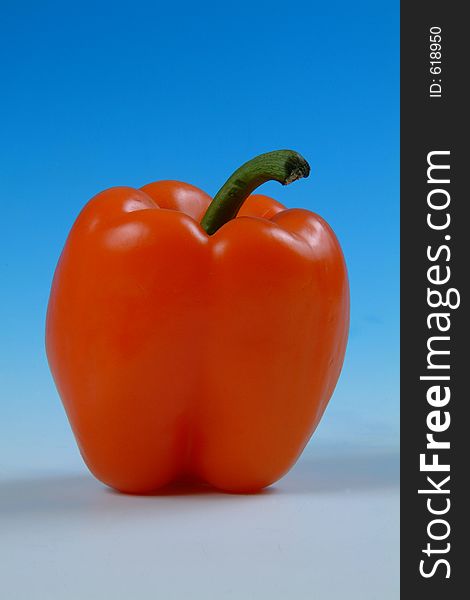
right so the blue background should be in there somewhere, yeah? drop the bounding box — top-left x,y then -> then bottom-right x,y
0,0 -> 398,471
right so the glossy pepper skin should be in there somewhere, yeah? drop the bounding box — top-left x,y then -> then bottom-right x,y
46,153 -> 349,493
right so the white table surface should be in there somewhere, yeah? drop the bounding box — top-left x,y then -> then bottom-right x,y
0,444 -> 399,600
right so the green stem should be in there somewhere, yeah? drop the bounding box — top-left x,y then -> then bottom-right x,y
200,150 -> 310,235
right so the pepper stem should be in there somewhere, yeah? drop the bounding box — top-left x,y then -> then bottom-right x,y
200,150 -> 310,235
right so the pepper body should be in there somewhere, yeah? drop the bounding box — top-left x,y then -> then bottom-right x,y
46,180 -> 349,493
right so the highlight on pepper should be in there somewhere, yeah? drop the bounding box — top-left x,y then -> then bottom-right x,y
46,150 -> 350,493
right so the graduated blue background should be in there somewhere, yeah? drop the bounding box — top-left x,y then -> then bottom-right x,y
0,0 -> 398,473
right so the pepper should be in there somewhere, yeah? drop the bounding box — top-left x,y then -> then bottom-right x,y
46,150 -> 349,493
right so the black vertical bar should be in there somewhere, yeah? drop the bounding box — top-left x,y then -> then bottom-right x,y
401,2 -> 466,597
